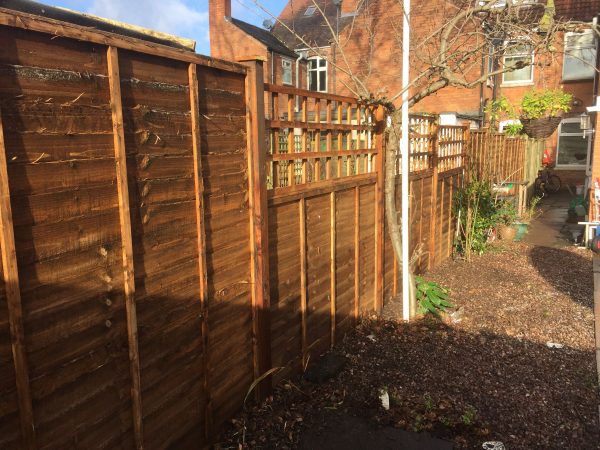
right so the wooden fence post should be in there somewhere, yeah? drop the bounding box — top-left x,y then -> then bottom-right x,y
428,122 -> 439,270
0,109 -> 36,449
240,58 -> 272,398
374,106 -> 385,313
107,46 -> 144,450
187,63 -> 212,440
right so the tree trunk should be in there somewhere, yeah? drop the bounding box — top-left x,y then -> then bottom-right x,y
385,112 -> 416,317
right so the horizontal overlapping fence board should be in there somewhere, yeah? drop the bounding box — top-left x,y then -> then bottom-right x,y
0,8 -> 250,449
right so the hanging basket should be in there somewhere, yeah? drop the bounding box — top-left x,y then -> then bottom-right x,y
519,116 -> 562,139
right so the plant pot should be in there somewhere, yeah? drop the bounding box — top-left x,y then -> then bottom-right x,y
513,222 -> 529,241
520,116 -> 562,139
497,224 -> 517,241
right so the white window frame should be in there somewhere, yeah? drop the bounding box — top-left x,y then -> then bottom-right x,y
307,56 -> 327,93
556,117 -> 590,169
304,6 -> 316,16
501,41 -> 534,85
281,58 -> 292,85
562,30 -> 596,81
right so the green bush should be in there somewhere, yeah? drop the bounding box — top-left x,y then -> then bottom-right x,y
486,88 -> 572,124
503,122 -> 523,136
453,179 -> 499,259
415,276 -> 453,316
520,89 -> 572,119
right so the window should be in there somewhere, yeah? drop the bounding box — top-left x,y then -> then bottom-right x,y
556,118 -> 589,168
282,58 -> 292,85
308,57 -> 327,92
304,6 -> 316,16
563,31 -> 596,81
502,42 -> 534,84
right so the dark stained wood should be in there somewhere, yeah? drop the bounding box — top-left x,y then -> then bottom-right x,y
593,257 -> 600,385
107,46 -> 144,450
330,192 -> 336,347
265,83 -> 358,104
354,187 -> 360,322
267,148 -> 377,161
374,106 -> 385,313
188,63 -> 212,439
429,124 -> 439,269
299,198 -> 308,367
268,119 -> 371,132
268,173 -> 377,206
0,8 -> 246,74
0,108 -> 36,449
242,59 -> 272,398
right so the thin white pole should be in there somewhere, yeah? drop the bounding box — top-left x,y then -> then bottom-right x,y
401,0 -> 411,321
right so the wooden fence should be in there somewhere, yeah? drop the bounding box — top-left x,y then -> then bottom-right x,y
0,8 -> 474,449
469,130 -> 544,197
0,8 -> 259,449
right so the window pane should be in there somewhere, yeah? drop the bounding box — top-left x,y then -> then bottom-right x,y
557,135 -> 588,166
561,121 -> 584,134
503,56 -> 532,82
309,59 -> 318,70
563,47 -> 596,80
319,58 -> 326,67
567,32 -> 594,48
282,61 -> 292,84
319,70 -> 327,92
309,71 -> 317,91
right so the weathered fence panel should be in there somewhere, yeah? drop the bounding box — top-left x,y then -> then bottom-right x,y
264,84 -> 384,381
0,7 -> 251,449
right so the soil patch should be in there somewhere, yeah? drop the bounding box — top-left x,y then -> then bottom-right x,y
218,243 -> 599,449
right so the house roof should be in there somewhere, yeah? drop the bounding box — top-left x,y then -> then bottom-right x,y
0,0 -> 196,51
554,0 -> 600,22
273,0 -> 600,52
229,17 -> 298,58
272,0 -> 354,49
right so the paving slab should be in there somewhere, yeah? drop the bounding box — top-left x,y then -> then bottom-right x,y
522,190 -> 582,247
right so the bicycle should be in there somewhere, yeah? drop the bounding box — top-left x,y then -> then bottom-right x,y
534,166 -> 561,196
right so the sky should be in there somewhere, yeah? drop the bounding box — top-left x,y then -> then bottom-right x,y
45,0 -> 286,55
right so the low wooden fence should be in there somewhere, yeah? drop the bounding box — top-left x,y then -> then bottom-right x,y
468,130 -> 544,199
0,7 -> 472,449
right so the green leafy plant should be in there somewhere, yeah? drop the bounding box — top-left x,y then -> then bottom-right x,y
423,393 -> 434,411
485,95 -> 517,123
520,88 -> 572,119
415,276 -> 453,316
454,178 -> 500,260
503,122 -> 523,136
414,414 -> 424,432
486,89 -> 572,124
493,200 -> 518,226
461,405 -> 478,426
520,195 -> 541,223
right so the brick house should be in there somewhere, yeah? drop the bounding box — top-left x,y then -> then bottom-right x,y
210,0 -> 600,185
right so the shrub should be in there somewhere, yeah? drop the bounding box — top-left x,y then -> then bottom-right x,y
415,276 -> 453,316
453,179 -> 499,259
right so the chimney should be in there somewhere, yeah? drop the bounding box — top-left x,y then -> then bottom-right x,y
209,0 -> 231,56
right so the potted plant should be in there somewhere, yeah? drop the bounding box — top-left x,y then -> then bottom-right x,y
486,88 -> 572,139
494,200 -> 518,241
519,89 -> 572,138
514,195 -> 541,241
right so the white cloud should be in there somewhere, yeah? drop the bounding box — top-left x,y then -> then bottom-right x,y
87,0 -> 208,38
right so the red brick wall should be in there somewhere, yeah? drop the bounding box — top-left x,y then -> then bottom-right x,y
497,32 -> 593,184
